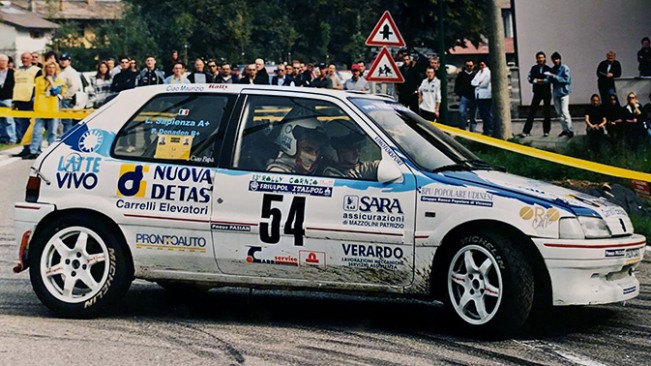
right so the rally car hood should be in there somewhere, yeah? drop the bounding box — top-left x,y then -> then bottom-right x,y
436,170 -> 634,236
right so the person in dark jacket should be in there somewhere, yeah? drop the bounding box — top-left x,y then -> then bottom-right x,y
110,57 -> 138,93
596,51 -> 622,102
584,94 -> 607,153
136,56 -> 165,86
213,63 -> 239,84
397,54 -> 420,112
621,92 -> 645,150
454,58 -> 477,131
520,51 -> 552,137
187,58 -> 213,83
603,93 -> 624,148
271,64 -> 295,86
253,58 -> 269,85
0,53 -> 16,143
638,37 -> 651,77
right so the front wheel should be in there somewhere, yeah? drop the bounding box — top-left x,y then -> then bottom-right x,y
29,215 -> 132,317
446,232 -> 534,335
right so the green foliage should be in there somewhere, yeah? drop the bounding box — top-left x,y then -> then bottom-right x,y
48,0 -> 489,71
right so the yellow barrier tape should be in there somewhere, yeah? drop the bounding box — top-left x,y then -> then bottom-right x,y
0,107 -> 93,119
2,105 -> 646,182
434,122 -> 651,182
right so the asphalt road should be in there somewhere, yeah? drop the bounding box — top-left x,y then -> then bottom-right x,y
0,152 -> 650,366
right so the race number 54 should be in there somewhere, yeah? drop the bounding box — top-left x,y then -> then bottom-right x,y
259,194 -> 305,246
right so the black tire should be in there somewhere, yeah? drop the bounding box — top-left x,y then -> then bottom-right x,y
28,214 -> 132,318
444,231 -> 534,336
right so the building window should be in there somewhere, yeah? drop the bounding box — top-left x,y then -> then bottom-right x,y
29,30 -> 45,39
501,9 -> 513,38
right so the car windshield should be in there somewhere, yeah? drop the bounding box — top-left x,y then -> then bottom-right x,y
350,98 -> 490,172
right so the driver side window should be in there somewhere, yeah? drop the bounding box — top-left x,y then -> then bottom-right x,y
232,95 -> 382,180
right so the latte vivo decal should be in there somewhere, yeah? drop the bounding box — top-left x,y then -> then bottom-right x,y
115,164 -> 211,215
341,243 -> 405,270
419,187 -> 493,207
519,205 -> 560,229
55,153 -> 101,190
342,195 -> 404,229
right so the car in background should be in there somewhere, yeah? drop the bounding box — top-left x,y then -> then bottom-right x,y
13,84 -> 646,335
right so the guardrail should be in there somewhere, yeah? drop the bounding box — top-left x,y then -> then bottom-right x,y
0,107 -> 648,184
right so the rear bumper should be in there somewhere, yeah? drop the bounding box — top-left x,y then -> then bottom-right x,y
14,202 -> 56,272
533,234 -> 646,306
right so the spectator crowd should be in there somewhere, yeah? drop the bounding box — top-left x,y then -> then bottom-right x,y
0,36 -> 650,159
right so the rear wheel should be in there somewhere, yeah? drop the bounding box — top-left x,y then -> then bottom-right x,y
445,232 -> 533,335
29,215 -> 132,317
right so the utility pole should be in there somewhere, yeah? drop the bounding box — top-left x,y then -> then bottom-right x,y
438,0 -> 448,125
487,0 -> 511,139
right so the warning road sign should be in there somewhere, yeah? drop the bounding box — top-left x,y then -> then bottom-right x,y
365,47 -> 404,83
365,11 -> 406,47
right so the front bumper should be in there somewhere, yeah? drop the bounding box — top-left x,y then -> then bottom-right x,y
533,234 -> 646,306
13,202 -> 56,272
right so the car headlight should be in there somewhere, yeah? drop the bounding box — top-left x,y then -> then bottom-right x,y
578,216 -> 611,238
559,217 -> 584,239
559,216 -> 611,239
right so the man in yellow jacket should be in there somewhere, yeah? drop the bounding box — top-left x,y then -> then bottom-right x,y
24,61 -> 65,159
12,51 -> 41,157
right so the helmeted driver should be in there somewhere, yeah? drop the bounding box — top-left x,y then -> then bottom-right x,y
323,119 -> 380,179
266,117 -> 327,174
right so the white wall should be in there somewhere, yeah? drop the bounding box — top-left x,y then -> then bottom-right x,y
0,22 -> 18,58
0,23 -> 53,61
514,0 -> 651,105
15,30 -> 51,61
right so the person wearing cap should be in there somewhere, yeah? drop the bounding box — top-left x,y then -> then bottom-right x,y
344,64 -> 369,92
311,64 -> 329,88
323,119 -> 379,179
58,53 -> 83,133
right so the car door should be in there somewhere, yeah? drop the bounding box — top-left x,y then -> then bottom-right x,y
211,90 -> 416,286
108,91 -> 236,273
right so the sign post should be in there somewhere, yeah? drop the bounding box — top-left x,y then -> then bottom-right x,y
365,11 -> 406,97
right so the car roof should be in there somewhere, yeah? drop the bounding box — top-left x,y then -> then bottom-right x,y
120,84 -> 391,101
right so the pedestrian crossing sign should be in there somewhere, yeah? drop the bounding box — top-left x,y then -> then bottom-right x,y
365,47 -> 404,83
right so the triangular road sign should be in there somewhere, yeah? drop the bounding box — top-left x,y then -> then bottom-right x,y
365,11 -> 406,47
365,47 -> 404,83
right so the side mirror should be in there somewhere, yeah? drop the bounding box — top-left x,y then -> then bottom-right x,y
377,159 -> 404,184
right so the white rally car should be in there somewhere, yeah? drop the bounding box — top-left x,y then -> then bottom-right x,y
14,84 -> 646,334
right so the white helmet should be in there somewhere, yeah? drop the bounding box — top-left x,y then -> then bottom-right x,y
274,117 -> 326,156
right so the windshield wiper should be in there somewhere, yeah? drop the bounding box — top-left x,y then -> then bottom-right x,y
432,159 -> 495,173
464,159 -> 493,170
432,163 -> 473,173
